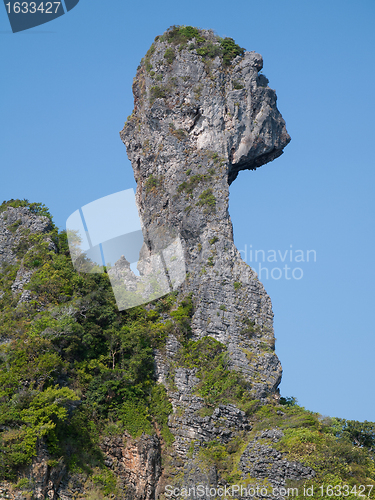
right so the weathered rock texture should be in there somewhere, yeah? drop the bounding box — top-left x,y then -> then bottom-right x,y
118,26 -> 292,498
239,429 -> 315,487
0,206 -> 54,305
100,433 -> 162,500
121,29 -> 289,402
0,207 -> 52,267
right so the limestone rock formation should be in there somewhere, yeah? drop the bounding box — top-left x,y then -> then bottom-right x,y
0,205 -> 54,305
117,25 -> 292,497
121,26 -> 289,414
0,206 -> 53,267
239,429 -> 315,487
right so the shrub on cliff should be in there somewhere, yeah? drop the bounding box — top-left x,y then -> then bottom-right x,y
152,25 -> 245,68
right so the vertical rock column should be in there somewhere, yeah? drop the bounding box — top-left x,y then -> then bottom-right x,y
121,28 -> 290,399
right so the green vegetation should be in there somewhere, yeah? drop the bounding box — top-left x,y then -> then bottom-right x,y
170,293 -> 193,336
164,47 -> 175,65
206,150 -> 226,168
233,80 -> 244,89
193,400 -> 375,495
195,42 -> 221,60
0,198 -> 53,221
209,236 -> 219,245
177,173 -> 207,195
145,174 -> 162,193
179,337 -> 251,409
149,384 -> 174,445
252,403 -> 375,499
207,255 -> 215,267
164,25 -> 202,46
144,43 -> 155,73
196,188 -> 216,211
161,26 -> 245,67
0,207 -> 194,484
240,317 -> 261,338
7,219 -> 22,233
149,85 -> 167,104
1,200 -> 374,496
219,37 -> 245,66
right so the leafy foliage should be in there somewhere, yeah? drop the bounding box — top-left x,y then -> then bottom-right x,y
332,418 -> 375,451
177,173 -> 207,195
0,207 -> 183,482
194,402 -> 375,494
180,337 -> 251,408
164,47 -> 175,64
0,198 -> 54,221
218,37 -> 245,66
1,201 -> 374,498
164,25 -> 201,45
161,26 -> 244,67
0,386 -> 78,479
145,174 -> 162,192
196,188 -> 216,211
149,85 -> 167,104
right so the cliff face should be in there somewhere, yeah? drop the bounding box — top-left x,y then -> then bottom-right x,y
121,28 -> 290,403
117,26 -> 291,495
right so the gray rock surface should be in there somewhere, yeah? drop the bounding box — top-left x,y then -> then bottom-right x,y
0,207 -> 52,267
239,429 -> 316,487
121,29 -> 290,403
0,206 -> 54,305
119,27 -> 291,497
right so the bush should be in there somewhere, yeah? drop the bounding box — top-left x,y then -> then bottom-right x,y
165,25 -> 200,45
0,199 -> 53,221
164,47 -> 175,64
0,202 -> 179,481
280,396 -> 298,407
233,80 -> 244,89
149,85 -> 166,104
219,37 -> 245,66
145,174 -> 161,193
177,173 -> 206,195
179,337 -> 250,407
161,26 -> 244,67
196,189 -> 216,209
149,384 -> 174,445
196,42 -> 221,59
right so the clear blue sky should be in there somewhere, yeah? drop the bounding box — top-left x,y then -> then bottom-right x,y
1,0 -> 374,421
